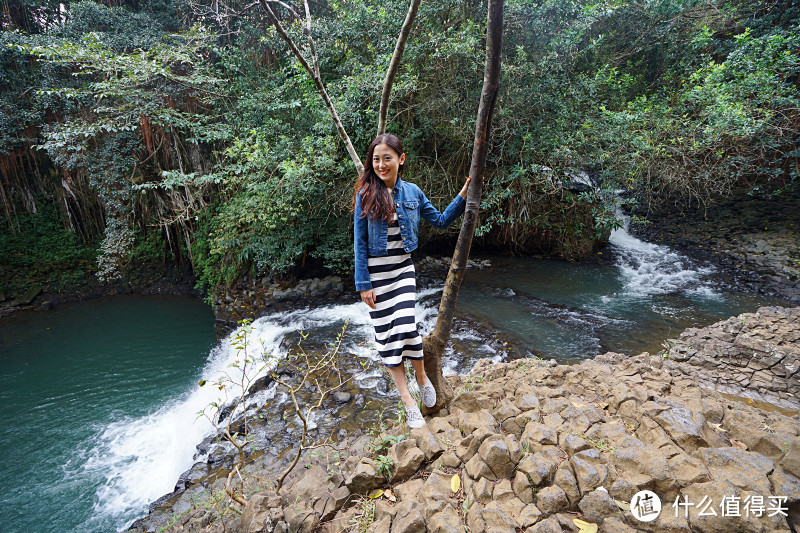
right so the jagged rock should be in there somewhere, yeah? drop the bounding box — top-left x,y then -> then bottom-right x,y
465,453 -> 493,480
466,502 -> 485,532
560,432 -> 592,455
578,489 -> 620,524
458,409 -> 497,434
517,451 -> 559,487
665,307 -> 800,410
174,461 -> 208,491
419,470 -> 453,501
426,505 -> 462,533
699,447 -> 774,495
521,422 -> 558,452
571,448 -> 609,494
535,485 -> 569,515
608,478 -> 635,503
450,391 -> 493,413
600,517 -> 637,532
345,459 -> 384,494
478,434 -> 517,479
410,428 -> 445,460
668,453 -> 711,486
493,479 -> 515,501
554,464 -> 581,505
769,466 -> 800,503
368,515 -> 392,533
516,393 -> 541,410
528,516 -> 562,533
389,501 -> 426,533
427,418 -> 455,434
655,407 -> 717,451
494,398 -> 523,433
780,438 -> 800,478
439,450 -> 461,468
470,476 -> 494,504
481,500 -> 520,532
283,503 -> 319,533
333,392 -> 351,404
239,492 -> 283,533
612,445 -> 679,497
455,428 -> 492,462
420,499 -> 451,521
388,440 -> 425,483
394,478 -> 424,503
512,470 -> 533,503
518,504 -> 543,528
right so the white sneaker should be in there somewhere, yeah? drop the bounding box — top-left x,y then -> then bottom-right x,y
405,403 -> 425,429
420,376 -> 437,408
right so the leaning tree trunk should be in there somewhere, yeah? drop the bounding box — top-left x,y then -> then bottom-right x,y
422,0 -> 504,415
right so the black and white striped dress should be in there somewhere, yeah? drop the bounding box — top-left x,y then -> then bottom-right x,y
367,214 -> 423,367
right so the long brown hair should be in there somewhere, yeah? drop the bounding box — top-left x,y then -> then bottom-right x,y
352,134 -> 405,222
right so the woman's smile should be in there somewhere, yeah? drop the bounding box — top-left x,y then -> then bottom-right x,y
372,142 -> 405,188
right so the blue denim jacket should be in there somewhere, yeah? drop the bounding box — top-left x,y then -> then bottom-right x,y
354,177 -> 466,291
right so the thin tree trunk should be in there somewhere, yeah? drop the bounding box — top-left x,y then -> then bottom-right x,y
422,0 -> 504,414
258,0 -> 364,175
376,0 -> 422,137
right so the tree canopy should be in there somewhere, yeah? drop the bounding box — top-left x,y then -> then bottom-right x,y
1,0 -> 797,297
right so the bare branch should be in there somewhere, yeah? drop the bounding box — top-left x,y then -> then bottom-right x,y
377,0 -> 422,136
258,0 -> 363,176
303,0 -> 321,80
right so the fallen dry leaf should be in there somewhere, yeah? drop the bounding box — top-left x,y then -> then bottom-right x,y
573,518 -> 598,533
451,474 -> 461,493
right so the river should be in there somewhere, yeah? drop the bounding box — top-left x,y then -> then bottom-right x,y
0,225 -> 794,532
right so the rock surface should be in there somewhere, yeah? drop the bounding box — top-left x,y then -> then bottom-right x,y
127,306 -> 800,533
665,306 -> 800,410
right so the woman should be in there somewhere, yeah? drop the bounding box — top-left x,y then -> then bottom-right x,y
353,134 -> 469,428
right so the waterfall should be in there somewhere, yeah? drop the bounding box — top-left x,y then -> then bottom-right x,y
81,301 -> 374,531
82,294 -> 455,531
609,210 -> 715,297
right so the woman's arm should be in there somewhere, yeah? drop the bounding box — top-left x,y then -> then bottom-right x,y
419,177 -> 470,230
353,192 -> 374,300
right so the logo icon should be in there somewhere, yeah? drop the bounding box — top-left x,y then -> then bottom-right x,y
630,490 -> 662,522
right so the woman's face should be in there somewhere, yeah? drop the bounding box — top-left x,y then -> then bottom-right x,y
372,143 -> 405,188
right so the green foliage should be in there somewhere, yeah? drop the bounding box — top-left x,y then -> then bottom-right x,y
374,454 -> 393,479
0,202 -> 97,295
3,0 -> 798,294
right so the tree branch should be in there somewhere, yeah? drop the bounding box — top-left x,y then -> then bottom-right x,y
377,0 -> 422,136
423,0 -> 504,414
258,0 -> 363,176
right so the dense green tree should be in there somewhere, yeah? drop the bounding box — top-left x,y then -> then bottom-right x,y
1,0 -> 797,297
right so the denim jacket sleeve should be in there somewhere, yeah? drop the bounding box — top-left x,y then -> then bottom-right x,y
353,191 -> 372,292
418,187 -> 466,230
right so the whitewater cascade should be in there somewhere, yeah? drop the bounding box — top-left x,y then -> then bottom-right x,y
85,290 -> 470,531
608,210 -> 715,296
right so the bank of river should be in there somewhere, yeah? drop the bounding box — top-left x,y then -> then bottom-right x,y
2,209 -> 798,532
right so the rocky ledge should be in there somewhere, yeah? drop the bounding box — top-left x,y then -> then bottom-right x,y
634,188 -> 800,301
665,306 -> 800,411
132,307 -> 800,533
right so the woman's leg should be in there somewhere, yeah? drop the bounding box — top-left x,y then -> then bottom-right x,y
409,358 -> 427,387
387,364 -> 415,407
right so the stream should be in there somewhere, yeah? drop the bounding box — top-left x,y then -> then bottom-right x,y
0,225 -> 794,533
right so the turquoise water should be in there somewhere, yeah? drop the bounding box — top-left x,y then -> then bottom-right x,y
0,295 -> 216,533
0,232 -> 796,533
454,256 -> 793,362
